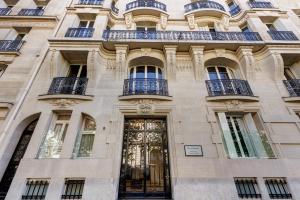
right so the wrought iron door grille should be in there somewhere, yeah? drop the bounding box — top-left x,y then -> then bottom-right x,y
21,180 -> 49,200
119,119 -> 171,198
234,178 -> 262,198
62,180 -> 84,199
265,179 -> 292,199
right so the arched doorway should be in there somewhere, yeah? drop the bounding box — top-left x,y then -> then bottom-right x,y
0,119 -> 38,200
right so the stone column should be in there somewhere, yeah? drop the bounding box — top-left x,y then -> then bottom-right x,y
190,46 -> 205,80
237,46 -> 256,80
115,45 -> 128,80
60,110 -> 82,158
164,45 -> 177,80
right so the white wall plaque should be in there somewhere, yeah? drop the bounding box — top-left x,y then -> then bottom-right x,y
184,145 -> 203,156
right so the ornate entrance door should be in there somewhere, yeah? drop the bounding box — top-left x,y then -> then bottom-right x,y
119,119 -> 171,199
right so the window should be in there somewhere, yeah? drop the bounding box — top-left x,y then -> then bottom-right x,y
234,178 -> 261,199
217,112 -> 274,158
0,64 -> 6,78
129,66 -> 163,79
15,33 -> 26,40
38,114 -> 71,158
284,68 -> 296,80
73,115 -> 96,158
265,178 -> 292,199
78,21 -> 94,28
266,24 -> 277,31
62,179 -> 85,199
22,179 -> 49,200
136,26 -> 156,32
68,65 -> 87,78
241,25 -> 252,32
206,66 -> 234,80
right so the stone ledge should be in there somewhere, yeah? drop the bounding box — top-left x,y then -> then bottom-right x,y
282,96 -> 300,102
206,95 -> 259,102
37,94 -> 94,101
119,95 -> 173,101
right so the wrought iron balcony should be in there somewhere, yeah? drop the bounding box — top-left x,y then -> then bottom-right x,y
65,28 -> 94,38
48,77 -> 88,95
78,0 -> 103,5
0,8 -> 11,15
268,31 -> 298,41
229,5 -> 241,16
184,0 -> 225,13
18,8 -> 44,16
0,40 -> 23,52
111,4 -> 119,14
283,79 -> 300,97
206,79 -> 254,97
103,30 -> 262,41
123,78 -> 169,96
126,0 -> 166,12
248,1 -> 273,9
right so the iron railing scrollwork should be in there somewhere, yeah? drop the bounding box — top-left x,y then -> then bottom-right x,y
184,0 -> 225,13
123,78 -> 169,96
103,30 -> 262,41
206,79 -> 254,96
18,8 -> 44,16
283,79 -> 300,97
229,5 -> 241,16
0,40 -> 24,52
126,0 -> 167,11
268,31 -> 298,41
0,8 -> 11,15
65,28 -> 94,38
48,77 -> 88,95
78,0 -> 103,5
248,1 -> 274,8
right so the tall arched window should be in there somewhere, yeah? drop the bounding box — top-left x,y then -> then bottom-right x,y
206,66 -> 234,80
129,66 -> 163,79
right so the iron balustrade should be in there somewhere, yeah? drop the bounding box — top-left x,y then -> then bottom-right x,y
265,179 -> 292,199
61,180 -> 84,200
283,79 -> 300,97
78,0 -> 103,5
229,5 -> 241,16
65,28 -> 94,38
103,30 -> 262,41
18,8 -> 44,16
248,1 -> 274,8
184,0 -> 225,13
205,79 -> 254,96
111,4 -> 119,14
268,31 -> 298,41
21,180 -> 49,200
48,77 -> 88,95
235,178 -> 262,199
0,8 -> 11,15
0,40 -> 23,52
123,78 -> 169,96
126,0 -> 166,11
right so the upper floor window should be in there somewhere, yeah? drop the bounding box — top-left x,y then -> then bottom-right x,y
136,26 -> 156,32
78,21 -> 94,28
73,115 -> 96,158
284,68 -> 296,80
217,112 -> 274,159
266,24 -> 277,31
129,66 -> 163,79
22,179 -> 49,200
241,25 -> 252,32
68,64 -> 87,78
0,64 -> 7,78
265,178 -> 292,199
206,66 -> 234,80
234,178 -> 261,199
15,33 -> 26,40
38,113 -> 71,158
62,179 -> 85,199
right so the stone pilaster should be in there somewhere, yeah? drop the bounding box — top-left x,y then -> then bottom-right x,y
115,45 -> 128,80
160,13 -> 168,30
187,14 -> 196,30
237,46 -> 256,80
125,13 -> 133,29
164,45 -> 177,80
49,49 -> 58,78
190,46 -> 204,80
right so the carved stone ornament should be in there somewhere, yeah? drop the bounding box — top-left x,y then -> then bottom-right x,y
49,99 -> 79,108
160,14 -> 168,30
125,13 -> 133,29
187,15 -> 195,30
225,100 -> 242,111
130,99 -> 156,114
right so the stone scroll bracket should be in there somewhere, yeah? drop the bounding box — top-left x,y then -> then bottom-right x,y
190,46 -> 204,80
115,45 -> 129,80
237,46 -> 256,80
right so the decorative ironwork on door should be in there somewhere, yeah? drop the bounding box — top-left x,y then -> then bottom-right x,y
119,119 -> 171,199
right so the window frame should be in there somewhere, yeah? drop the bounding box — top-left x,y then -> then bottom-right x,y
129,65 -> 163,79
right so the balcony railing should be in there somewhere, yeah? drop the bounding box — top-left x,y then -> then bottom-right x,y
65,28 -> 94,38
268,31 -> 298,41
206,79 -> 254,96
0,8 -> 11,15
103,30 -> 262,41
78,0 -> 103,5
111,4 -> 119,14
126,0 -> 166,12
48,77 -> 88,95
123,78 -> 169,96
0,40 -> 23,52
18,8 -> 44,16
184,0 -> 225,13
248,1 -> 273,9
229,5 -> 241,16
283,79 -> 300,97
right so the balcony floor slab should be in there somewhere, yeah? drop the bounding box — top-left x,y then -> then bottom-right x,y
37,94 -> 94,101
119,95 -> 172,101
206,95 -> 259,102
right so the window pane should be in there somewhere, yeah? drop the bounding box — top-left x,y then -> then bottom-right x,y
136,66 -> 145,78
207,67 -> 218,80
78,134 -> 95,157
147,66 -> 156,79
218,67 -> 230,79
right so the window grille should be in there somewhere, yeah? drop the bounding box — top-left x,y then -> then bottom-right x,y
234,178 -> 261,198
62,180 -> 85,199
265,178 -> 292,199
22,179 -> 49,200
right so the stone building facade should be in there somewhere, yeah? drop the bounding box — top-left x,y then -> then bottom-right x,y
1,0 -> 300,199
